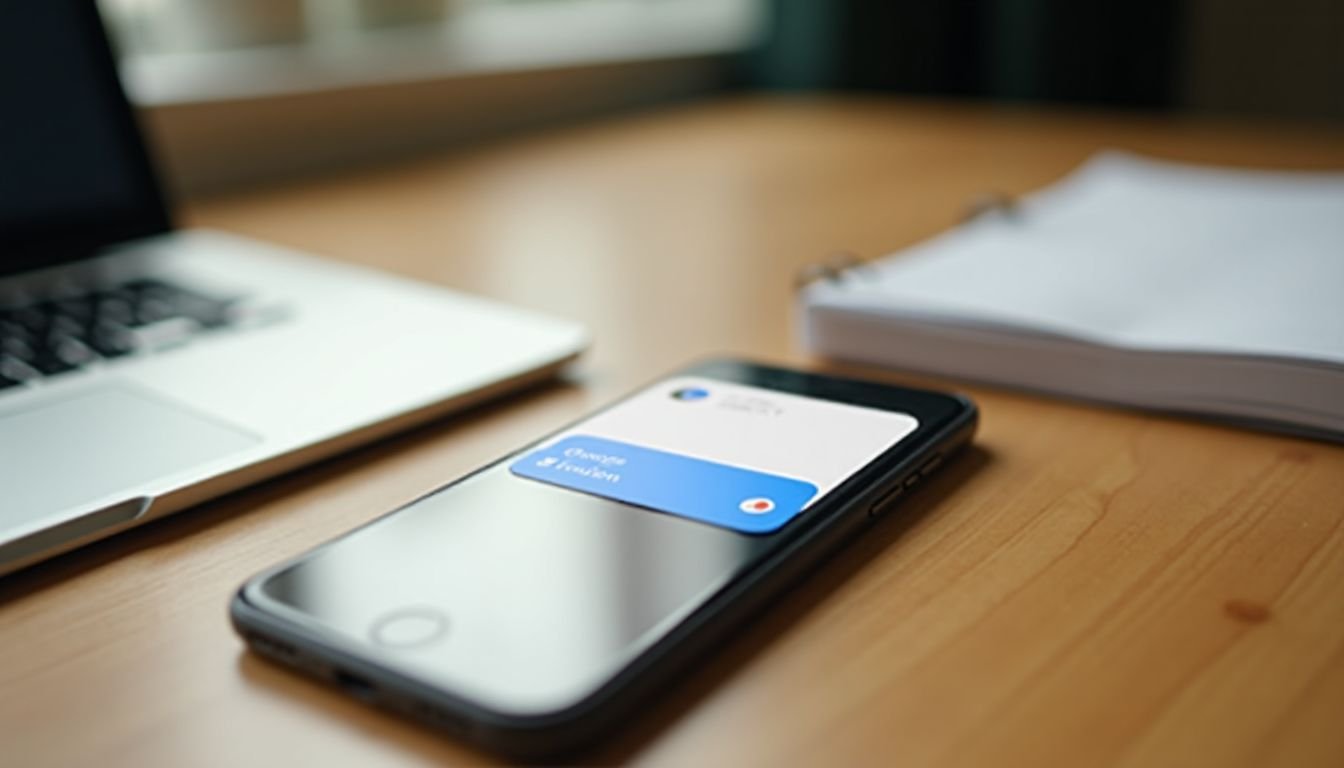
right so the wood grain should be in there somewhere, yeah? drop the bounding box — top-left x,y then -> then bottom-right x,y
3,97 -> 1342,768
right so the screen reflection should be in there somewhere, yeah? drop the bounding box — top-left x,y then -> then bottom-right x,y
260,465 -> 769,714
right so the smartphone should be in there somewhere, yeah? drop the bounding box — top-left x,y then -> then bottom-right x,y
230,359 -> 977,758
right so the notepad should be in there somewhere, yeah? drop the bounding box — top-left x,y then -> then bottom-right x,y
800,151 -> 1344,441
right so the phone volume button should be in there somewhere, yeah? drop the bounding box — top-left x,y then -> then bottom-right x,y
919,453 -> 944,476
867,482 -> 907,518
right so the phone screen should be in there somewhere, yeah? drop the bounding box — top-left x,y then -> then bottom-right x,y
510,376 -> 918,533
253,372 -> 926,716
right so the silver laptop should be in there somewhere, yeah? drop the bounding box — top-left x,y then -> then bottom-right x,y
0,2 -> 587,576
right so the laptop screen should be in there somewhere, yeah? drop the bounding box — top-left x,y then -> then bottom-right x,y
0,1 -> 171,278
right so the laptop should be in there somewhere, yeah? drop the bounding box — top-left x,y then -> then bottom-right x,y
0,1 -> 587,576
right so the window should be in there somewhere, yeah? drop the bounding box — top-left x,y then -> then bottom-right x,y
99,0 -> 765,105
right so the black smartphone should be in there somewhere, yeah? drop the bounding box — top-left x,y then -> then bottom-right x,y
230,359 -> 977,758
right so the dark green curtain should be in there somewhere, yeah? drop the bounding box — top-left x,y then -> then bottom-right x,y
748,0 -> 1184,109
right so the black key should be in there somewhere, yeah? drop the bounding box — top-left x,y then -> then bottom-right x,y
94,296 -> 135,325
176,296 -> 235,328
88,321 -> 136,358
10,304 -> 49,334
133,296 -> 177,326
29,332 -> 86,375
1,335 -> 36,362
51,295 -> 95,322
145,281 -> 231,324
53,337 -> 98,367
0,373 -> 20,389
30,353 -> 78,376
0,355 -> 39,383
47,313 -> 84,339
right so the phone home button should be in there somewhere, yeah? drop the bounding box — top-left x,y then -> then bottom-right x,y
370,607 -> 449,649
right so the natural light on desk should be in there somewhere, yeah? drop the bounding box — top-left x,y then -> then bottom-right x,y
5,2 -> 1344,766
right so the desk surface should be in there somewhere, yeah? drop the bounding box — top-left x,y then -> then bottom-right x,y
4,98 -> 1344,767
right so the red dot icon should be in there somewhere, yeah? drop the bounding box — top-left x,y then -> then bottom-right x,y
739,497 -> 775,514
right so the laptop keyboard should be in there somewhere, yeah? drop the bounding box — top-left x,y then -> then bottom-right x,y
0,278 -> 237,389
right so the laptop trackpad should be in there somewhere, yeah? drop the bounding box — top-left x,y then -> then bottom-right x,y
0,384 -> 259,531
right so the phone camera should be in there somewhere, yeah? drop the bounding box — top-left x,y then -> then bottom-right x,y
670,387 -> 710,401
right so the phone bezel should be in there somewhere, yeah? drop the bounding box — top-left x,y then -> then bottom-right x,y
231,358 -> 977,758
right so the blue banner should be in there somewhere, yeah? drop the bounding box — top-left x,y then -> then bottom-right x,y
509,435 -> 819,534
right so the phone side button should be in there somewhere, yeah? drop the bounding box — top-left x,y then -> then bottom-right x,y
919,453 -> 944,476
867,483 -> 906,518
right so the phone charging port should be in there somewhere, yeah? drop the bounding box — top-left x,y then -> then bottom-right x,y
333,669 -> 378,702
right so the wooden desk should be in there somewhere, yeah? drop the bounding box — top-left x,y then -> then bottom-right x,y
4,98 -> 1343,767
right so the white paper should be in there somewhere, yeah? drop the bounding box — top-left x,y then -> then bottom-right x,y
830,152 -> 1344,365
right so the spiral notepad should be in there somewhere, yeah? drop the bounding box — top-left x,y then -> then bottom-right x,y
799,152 -> 1344,441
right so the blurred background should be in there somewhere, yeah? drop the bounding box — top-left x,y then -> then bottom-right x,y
97,0 -> 1344,195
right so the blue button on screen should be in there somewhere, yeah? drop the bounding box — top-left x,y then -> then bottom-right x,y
509,435 -> 819,534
